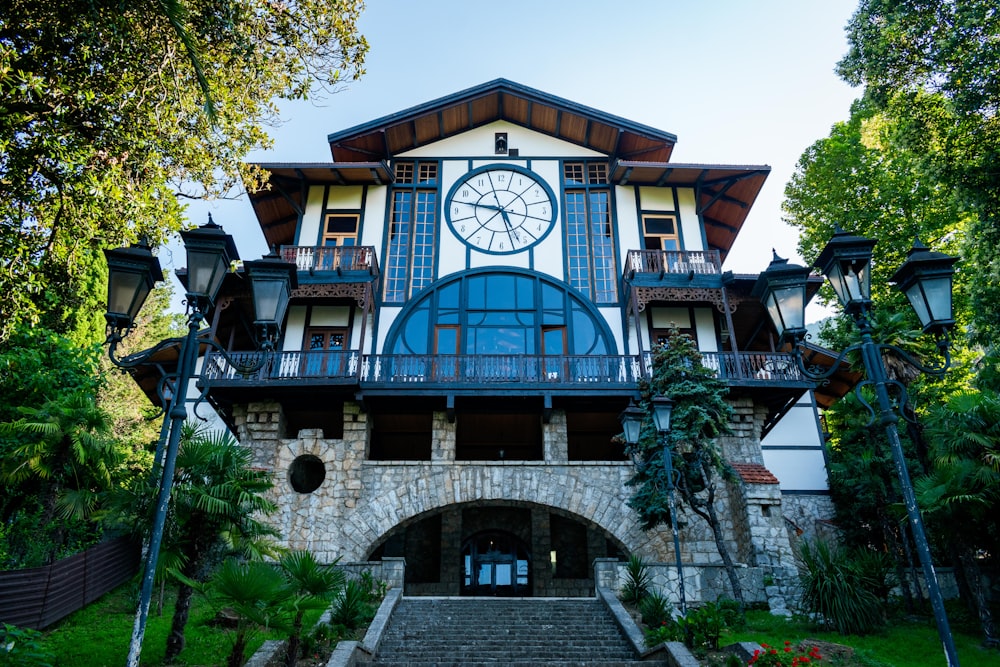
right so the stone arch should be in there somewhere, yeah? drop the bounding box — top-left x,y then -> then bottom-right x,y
349,463 -> 672,561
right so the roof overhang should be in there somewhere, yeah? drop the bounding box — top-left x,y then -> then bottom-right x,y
611,162 -> 770,261
325,78 -> 678,162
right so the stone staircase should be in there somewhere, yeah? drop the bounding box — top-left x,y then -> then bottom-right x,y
367,596 -> 666,667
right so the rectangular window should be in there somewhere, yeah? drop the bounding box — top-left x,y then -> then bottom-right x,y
563,162 -> 617,303
322,214 -> 359,247
384,162 -> 438,302
642,214 -> 680,251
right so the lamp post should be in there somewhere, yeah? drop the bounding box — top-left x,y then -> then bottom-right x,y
753,228 -> 960,667
620,396 -> 687,615
103,219 -> 295,667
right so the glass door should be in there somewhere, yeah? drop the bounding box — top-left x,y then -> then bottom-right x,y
461,531 -> 530,596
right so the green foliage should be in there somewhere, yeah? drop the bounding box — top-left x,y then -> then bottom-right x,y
0,0 -> 368,343
621,553 -> 652,606
195,558 -> 295,667
0,623 -> 54,667
797,540 -> 889,636
644,600 -> 737,652
107,422 -> 279,660
639,589 -> 672,628
625,330 -> 733,531
625,329 -> 744,606
329,576 -> 381,630
279,551 -> 345,667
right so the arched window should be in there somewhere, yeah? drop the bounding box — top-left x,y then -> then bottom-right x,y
384,269 -> 616,357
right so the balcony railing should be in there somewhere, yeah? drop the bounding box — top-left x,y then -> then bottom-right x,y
361,354 -> 644,386
646,351 -> 803,382
280,245 -> 379,276
625,249 -> 722,278
202,350 -> 804,388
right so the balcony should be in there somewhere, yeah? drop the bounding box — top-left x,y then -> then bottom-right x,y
280,245 -> 379,304
625,249 -> 722,280
281,245 -> 379,277
201,350 -> 806,393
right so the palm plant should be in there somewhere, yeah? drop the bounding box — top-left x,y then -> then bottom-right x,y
280,551 -> 345,666
180,558 -> 294,667
0,391 -> 118,561
919,386 -> 1000,646
110,421 -> 280,661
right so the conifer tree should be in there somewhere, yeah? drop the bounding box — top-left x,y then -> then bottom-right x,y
625,329 -> 744,608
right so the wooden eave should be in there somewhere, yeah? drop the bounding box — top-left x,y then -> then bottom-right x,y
325,78 -> 678,163
611,162 -> 770,261
247,162 -> 392,248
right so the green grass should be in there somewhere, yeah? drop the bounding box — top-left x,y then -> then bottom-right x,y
725,609 -> 1000,667
38,579 -> 318,666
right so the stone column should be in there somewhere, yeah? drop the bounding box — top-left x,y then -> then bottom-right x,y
431,411 -> 455,461
542,410 -> 567,462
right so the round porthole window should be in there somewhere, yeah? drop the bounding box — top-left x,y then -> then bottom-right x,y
288,455 -> 325,494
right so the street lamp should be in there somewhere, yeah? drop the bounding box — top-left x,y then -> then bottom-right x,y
103,218 -> 295,667
753,228 -> 960,667
620,396 -> 686,615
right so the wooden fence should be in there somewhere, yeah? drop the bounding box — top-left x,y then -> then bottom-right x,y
0,536 -> 140,630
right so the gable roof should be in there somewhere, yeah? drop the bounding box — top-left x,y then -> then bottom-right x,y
326,78 -> 678,162
246,79 -> 770,258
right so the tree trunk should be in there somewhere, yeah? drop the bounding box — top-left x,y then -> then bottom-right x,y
227,629 -> 248,667
285,611 -> 305,667
689,466 -> 745,609
165,582 -> 194,661
956,542 -> 999,647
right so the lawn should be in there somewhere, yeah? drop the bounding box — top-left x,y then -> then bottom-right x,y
37,580 -> 314,666
35,585 -> 1000,667
723,609 -> 1000,667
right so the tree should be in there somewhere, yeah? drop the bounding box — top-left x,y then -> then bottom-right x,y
0,391 -> 117,565
0,0 -> 368,344
625,329 -> 744,608
834,0 -> 1000,347
110,422 -> 279,661
918,374 -> 1000,647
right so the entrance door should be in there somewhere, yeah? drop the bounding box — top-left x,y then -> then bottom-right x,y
461,531 -> 531,596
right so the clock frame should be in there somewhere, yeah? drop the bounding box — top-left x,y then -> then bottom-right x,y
445,165 -> 557,254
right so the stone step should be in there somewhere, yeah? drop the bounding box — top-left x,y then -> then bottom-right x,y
369,597 -> 652,667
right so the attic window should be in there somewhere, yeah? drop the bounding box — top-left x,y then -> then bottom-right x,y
588,163 -> 608,184
564,162 -> 608,185
394,162 -> 414,184
417,163 -> 437,184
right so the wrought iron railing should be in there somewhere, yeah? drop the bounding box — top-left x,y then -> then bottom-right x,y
280,245 -> 379,276
646,351 -> 803,381
625,249 -> 722,277
360,354 -> 645,385
203,350 -> 803,386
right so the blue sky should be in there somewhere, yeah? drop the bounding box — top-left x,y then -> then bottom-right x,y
175,0 -> 860,315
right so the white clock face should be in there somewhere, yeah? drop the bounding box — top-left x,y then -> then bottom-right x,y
445,165 -> 557,254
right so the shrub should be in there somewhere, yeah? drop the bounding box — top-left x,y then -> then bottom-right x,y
678,601 -> 726,650
0,623 -> 55,667
798,539 -> 886,635
621,553 -> 651,606
329,579 -> 372,629
639,589 -> 672,627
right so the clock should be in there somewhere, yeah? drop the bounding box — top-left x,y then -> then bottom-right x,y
445,165 -> 557,254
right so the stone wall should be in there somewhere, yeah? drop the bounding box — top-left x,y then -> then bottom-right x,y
231,397 -> 820,612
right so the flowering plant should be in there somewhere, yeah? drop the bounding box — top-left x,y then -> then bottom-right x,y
747,641 -> 823,666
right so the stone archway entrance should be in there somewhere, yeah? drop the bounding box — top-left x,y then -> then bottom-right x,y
367,502 -> 627,597
461,531 -> 531,596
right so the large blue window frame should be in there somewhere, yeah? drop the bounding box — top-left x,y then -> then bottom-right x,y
384,268 -> 616,357
564,163 -> 617,303
383,163 -> 438,303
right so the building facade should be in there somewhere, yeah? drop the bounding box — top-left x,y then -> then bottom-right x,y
192,80 -> 842,606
